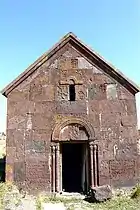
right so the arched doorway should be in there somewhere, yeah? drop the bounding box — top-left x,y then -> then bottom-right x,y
51,119 -> 98,193
60,123 -> 90,193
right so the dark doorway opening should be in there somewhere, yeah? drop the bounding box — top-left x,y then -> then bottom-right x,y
62,143 -> 89,193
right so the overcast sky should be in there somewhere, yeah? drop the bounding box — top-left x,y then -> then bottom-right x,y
0,0 -> 140,132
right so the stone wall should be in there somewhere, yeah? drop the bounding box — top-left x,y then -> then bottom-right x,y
6,42 -> 139,193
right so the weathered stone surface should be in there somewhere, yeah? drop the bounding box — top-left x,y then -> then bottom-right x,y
121,114 -> 137,126
33,129 -> 51,141
88,84 -> 106,100
25,140 -> 46,157
26,161 -> 48,180
106,84 -> 117,100
115,143 -> 137,160
98,161 -> 110,186
57,85 -> 69,101
7,115 -> 26,129
56,101 -> 87,114
42,203 -> 66,210
22,197 -> 36,210
87,185 -> 112,202
14,162 -> 25,182
118,86 -> 135,100
8,88 -> 29,102
76,84 -> 87,100
29,84 -> 55,101
109,160 -> 136,184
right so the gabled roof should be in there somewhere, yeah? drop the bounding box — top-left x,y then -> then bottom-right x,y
1,32 -> 140,97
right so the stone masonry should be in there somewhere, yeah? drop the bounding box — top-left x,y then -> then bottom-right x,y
1,32 -> 140,193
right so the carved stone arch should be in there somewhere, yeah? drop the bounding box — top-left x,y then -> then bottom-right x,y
68,78 -> 75,84
52,118 -> 95,141
67,76 -> 83,85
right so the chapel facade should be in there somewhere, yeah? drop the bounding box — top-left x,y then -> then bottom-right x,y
1,33 -> 140,193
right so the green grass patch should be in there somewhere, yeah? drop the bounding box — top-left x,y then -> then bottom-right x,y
0,182 -> 22,210
36,194 -> 140,210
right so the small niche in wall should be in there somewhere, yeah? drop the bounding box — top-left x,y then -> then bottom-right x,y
71,59 -> 78,69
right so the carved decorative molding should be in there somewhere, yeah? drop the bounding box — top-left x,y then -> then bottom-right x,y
59,124 -> 89,141
59,76 -> 83,85
52,118 -> 95,141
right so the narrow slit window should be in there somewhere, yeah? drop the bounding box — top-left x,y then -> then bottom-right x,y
69,84 -> 75,101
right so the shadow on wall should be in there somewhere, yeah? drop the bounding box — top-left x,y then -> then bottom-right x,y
0,156 -> 6,182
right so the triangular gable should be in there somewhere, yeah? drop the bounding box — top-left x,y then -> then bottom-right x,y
1,32 -> 140,97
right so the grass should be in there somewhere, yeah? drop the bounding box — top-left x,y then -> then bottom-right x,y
36,194 -> 82,210
36,193 -> 140,210
0,182 -> 22,210
0,182 -> 139,209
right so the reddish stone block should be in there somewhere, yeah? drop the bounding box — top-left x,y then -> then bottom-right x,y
109,160 -> 136,180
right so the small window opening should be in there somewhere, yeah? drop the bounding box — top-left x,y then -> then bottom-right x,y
71,59 -> 78,68
69,84 -> 75,101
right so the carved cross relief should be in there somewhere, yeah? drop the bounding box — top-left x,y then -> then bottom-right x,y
57,77 -> 87,101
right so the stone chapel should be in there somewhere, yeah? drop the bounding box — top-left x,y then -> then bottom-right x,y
1,32 -> 140,193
